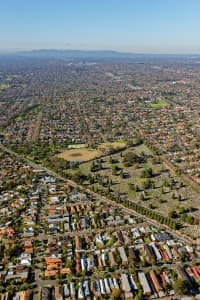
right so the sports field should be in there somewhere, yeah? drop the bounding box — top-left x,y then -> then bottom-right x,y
57,148 -> 100,161
149,100 -> 169,109
57,141 -> 127,162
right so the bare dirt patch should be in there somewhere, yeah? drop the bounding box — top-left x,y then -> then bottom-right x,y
57,148 -> 100,161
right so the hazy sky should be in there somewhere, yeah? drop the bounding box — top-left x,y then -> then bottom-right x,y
1,0 -> 200,54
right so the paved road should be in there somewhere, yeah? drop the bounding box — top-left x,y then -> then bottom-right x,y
0,144 -> 195,247
36,221 -> 149,240
33,259 -> 200,288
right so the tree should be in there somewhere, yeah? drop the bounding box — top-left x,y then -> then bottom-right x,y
164,282 -> 171,293
178,194 -> 182,201
173,279 -> 190,295
111,165 -> 118,175
111,288 -> 121,300
123,151 -> 144,167
185,215 -> 194,225
72,170 -> 87,183
8,243 -> 22,258
128,183 -> 135,191
135,291 -> 144,300
140,167 -> 153,178
20,282 -> 31,291
175,169 -> 182,176
172,192 -> 176,199
142,179 -> 150,190
181,214 -> 187,222
140,193 -> 145,201
135,185 -> 139,192
168,210 -> 177,219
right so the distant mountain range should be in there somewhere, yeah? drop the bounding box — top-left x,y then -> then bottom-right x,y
1,49 -> 200,62
20,49 -> 133,58
17,49 -> 200,59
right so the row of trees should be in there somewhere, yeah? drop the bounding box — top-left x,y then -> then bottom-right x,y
93,186 -> 179,230
169,208 -> 198,225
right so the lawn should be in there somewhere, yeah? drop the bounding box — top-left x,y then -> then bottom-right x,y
97,140 -> 127,153
15,115 -> 23,121
0,83 -> 9,91
149,100 -> 169,109
57,141 -> 127,162
67,144 -> 200,229
6,76 -> 13,82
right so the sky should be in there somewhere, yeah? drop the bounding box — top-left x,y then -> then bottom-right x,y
1,0 -> 200,54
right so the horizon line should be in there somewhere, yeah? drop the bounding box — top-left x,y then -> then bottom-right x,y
0,48 -> 200,56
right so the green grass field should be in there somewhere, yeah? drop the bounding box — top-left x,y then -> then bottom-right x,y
97,140 -> 127,153
0,83 -> 9,91
15,115 -> 23,121
65,143 -> 200,239
149,100 -> 169,109
57,141 -> 127,163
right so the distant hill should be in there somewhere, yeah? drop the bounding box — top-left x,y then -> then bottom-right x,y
1,49 -> 200,63
18,49 -> 141,58
17,49 -> 199,59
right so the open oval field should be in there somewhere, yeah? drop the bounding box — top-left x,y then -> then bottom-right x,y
57,148 -> 100,161
97,140 -> 127,152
